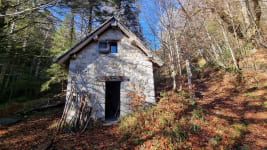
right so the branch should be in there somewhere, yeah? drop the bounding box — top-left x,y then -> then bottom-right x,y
0,1 -> 57,17
176,0 -> 192,21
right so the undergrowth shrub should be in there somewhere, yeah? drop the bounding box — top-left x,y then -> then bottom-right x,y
189,124 -> 200,135
127,83 -> 146,111
118,91 -> 192,148
209,135 -> 222,147
190,105 -> 204,120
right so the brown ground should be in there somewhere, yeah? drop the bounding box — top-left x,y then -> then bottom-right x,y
194,68 -> 267,149
0,67 -> 266,149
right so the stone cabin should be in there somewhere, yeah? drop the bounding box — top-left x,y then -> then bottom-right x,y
55,17 -> 163,121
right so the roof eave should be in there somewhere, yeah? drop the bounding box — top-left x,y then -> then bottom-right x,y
55,16 -> 164,67
54,17 -> 116,64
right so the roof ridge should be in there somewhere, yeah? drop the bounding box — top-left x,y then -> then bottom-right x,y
55,16 -> 163,66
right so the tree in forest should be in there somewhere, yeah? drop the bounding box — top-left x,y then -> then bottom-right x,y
57,0 -> 102,37
142,0 -> 266,104
0,0 -> 55,101
41,14 -> 76,92
108,0 -> 144,40
58,0 -> 143,40
0,0 -> 145,102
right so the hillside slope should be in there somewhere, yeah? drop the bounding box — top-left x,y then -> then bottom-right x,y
0,66 -> 266,149
117,67 -> 267,149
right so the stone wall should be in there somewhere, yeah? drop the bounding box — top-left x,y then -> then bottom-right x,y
65,28 -> 155,121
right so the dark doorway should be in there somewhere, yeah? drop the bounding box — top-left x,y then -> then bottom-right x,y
105,81 -> 120,120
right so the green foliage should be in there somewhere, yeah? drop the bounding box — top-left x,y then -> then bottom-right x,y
0,1 -> 57,102
245,93 -> 256,98
190,106 -> 203,120
209,135 -> 222,147
231,123 -> 247,138
50,14 -> 75,56
41,15 -> 75,92
0,0 -> 144,103
41,64 -> 67,92
171,125 -> 187,140
262,103 -> 267,108
178,91 -> 190,99
160,92 -> 169,100
189,124 -> 200,135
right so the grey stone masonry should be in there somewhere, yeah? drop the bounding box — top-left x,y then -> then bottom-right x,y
65,28 -> 156,121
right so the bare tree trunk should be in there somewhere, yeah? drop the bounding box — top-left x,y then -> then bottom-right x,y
0,58 -> 8,90
204,23 -> 226,68
252,0 -> 261,27
226,0 -> 241,46
245,0 -> 266,47
162,23 -> 178,91
171,64 -> 177,91
173,34 -> 183,91
186,59 -> 194,105
240,0 -> 251,28
168,42 -> 177,91
70,9 -> 75,44
226,0 -> 242,68
30,57 -> 36,76
259,0 -> 267,32
35,31 -> 48,78
167,48 -> 177,91
20,38 -> 27,77
0,0 -> 8,39
0,11 -> 16,91
80,11 -> 85,39
217,16 -> 239,70
87,0 -> 94,33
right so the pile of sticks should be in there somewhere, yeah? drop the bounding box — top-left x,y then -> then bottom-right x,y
57,77 -> 96,132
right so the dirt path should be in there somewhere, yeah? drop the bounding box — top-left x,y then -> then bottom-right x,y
0,108 -> 61,149
195,69 -> 267,148
0,107 -> 123,150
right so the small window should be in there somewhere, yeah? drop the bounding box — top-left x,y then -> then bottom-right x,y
99,41 -> 108,49
99,41 -> 109,54
110,42 -> 117,53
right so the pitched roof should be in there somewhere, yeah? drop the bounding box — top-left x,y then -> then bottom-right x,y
55,16 -> 163,66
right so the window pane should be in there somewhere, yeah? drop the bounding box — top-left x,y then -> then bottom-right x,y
99,41 -> 108,49
110,44 -> 117,53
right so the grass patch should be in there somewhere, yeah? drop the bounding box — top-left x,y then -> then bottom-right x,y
232,123 -> 247,129
209,135 -> 222,147
231,123 -> 247,138
245,93 -> 256,98
189,124 -> 200,135
171,124 -> 187,140
178,91 -> 190,99
262,103 -> 267,108
247,103 -> 254,106
160,92 -> 169,100
190,106 -> 203,120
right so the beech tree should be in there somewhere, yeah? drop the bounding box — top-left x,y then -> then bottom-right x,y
142,0 -> 266,104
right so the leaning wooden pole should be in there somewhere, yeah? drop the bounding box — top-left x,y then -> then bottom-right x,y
57,74 -> 96,132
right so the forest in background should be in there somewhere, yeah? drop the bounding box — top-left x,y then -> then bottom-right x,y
148,0 -> 266,96
0,0 -> 266,103
0,0 -> 143,103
